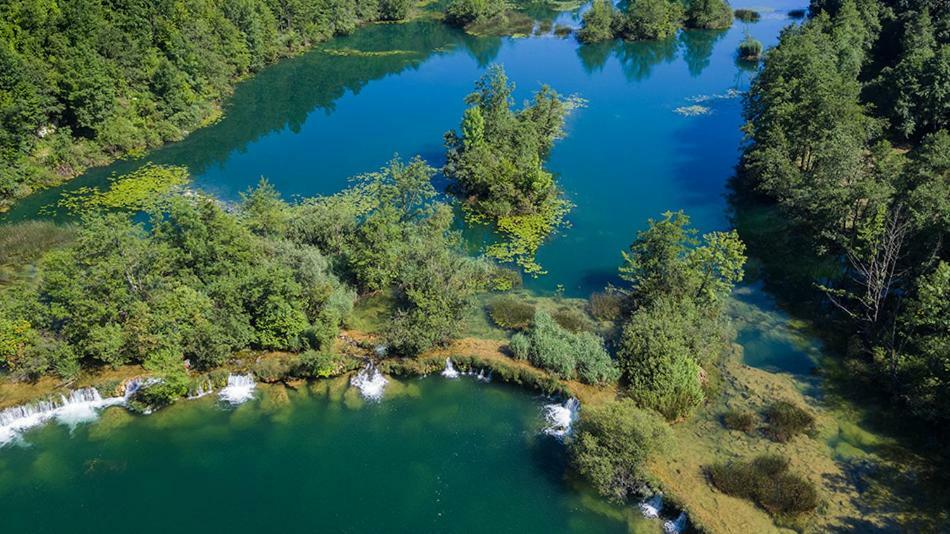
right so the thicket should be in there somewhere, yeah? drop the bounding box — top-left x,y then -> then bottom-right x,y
763,400 -> 815,442
0,0 -> 405,212
615,211 -> 745,420
489,296 -> 536,329
734,9 -> 760,22
739,0 -> 950,424
509,310 -> 619,384
444,65 -> 577,274
578,0 -> 733,44
708,455 -> 819,517
570,399 -> 671,501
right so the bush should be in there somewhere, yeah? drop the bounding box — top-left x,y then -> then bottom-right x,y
764,401 -> 815,442
722,409 -> 757,432
515,310 -> 619,384
378,0 -> 412,20
738,34 -> 763,60
685,0 -> 733,30
708,455 -> 818,516
578,0 -> 617,43
489,297 -> 536,330
552,308 -> 592,333
252,357 -> 294,383
589,291 -> 623,321
787,8 -> 806,18
295,350 -> 338,378
734,8 -> 760,22
571,399 -> 671,500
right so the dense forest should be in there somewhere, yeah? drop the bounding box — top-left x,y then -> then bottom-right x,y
737,0 -> 949,423
0,0 -> 413,211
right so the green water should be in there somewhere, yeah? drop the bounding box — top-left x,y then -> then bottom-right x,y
0,378 -> 655,533
6,1 -> 918,530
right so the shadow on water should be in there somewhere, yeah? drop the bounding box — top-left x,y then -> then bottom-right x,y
679,28 -> 728,78
575,37 -> 679,81
1,21 -> 475,223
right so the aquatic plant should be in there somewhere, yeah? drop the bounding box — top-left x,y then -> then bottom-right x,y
707,454 -> 819,516
737,33 -> 763,60
763,400 -> 815,442
488,296 -> 536,330
58,163 -> 189,213
721,408 -> 757,432
734,9 -> 760,22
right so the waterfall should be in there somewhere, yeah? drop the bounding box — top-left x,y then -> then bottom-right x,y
639,494 -> 663,518
475,369 -> 492,382
218,374 -> 256,405
0,387 -> 127,447
350,363 -> 388,401
663,512 -> 687,534
542,397 -> 580,438
188,379 -> 215,399
441,358 -> 460,379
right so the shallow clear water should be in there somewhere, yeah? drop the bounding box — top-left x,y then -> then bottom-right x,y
0,3 -> 837,530
0,378 -> 657,533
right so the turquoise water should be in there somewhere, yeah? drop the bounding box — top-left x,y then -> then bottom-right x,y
0,4 -> 834,531
0,378 -> 656,533
3,5 -> 801,298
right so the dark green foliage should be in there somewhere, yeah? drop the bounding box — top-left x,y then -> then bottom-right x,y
708,455 -> 819,516
570,399 -> 671,501
722,409 -> 757,432
613,0 -> 684,41
295,350 -> 340,378
764,400 -> 815,442
738,34 -> 763,59
685,0 -> 733,30
445,0 -> 507,27
787,8 -> 806,19
511,310 -> 619,384
379,0 -> 414,21
0,0 -> 388,210
444,65 -> 571,220
734,9 -> 760,22
588,291 -> 623,321
489,297 -> 536,329
740,0 -> 950,424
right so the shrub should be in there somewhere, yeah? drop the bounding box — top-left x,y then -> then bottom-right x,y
552,308 -> 592,332
734,8 -> 760,22
578,0 -> 617,43
295,350 -> 338,378
722,409 -> 757,432
685,0 -> 733,30
589,291 -> 623,321
764,401 -> 815,442
571,399 -> 671,501
738,34 -> 763,60
708,455 -> 818,516
489,297 -> 536,330
787,8 -> 806,18
252,357 -> 294,383
508,332 -> 531,360
515,310 -> 619,384
378,0 -> 413,20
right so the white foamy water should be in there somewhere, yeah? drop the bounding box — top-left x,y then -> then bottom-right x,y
218,374 -> 256,405
188,379 -> 215,399
639,494 -> 664,518
0,385 -> 136,447
441,358 -> 460,379
351,364 -> 388,401
663,512 -> 687,534
542,397 -> 580,438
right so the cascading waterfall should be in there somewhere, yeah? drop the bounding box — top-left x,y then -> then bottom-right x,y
542,397 -> 580,438
441,358 -> 460,379
218,374 -> 256,405
639,494 -> 664,518
663,512 -> 687,534
350,363 -> 388,401
188,379 -> 215,399
0,386 -> 130,447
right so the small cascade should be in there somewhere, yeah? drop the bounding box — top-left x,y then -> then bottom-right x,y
441,358 -> 460,379
476,369 -> 492,383
0,387 -> 127,446
663,512 -> 688,534
188,379 -> 215,399
351,363 -> 388,401
542,397 -> 580,438
639,494 -> 664,519
218,374 -> 256,405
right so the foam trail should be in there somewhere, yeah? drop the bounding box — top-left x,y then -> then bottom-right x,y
0,386 -> 129,447
218,374 -> 256,405
351,364 -> 388,401
639,495 -> 663,518
663,512 -> 687,534
542,397 -> 580,438
441,358 -> 460,379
